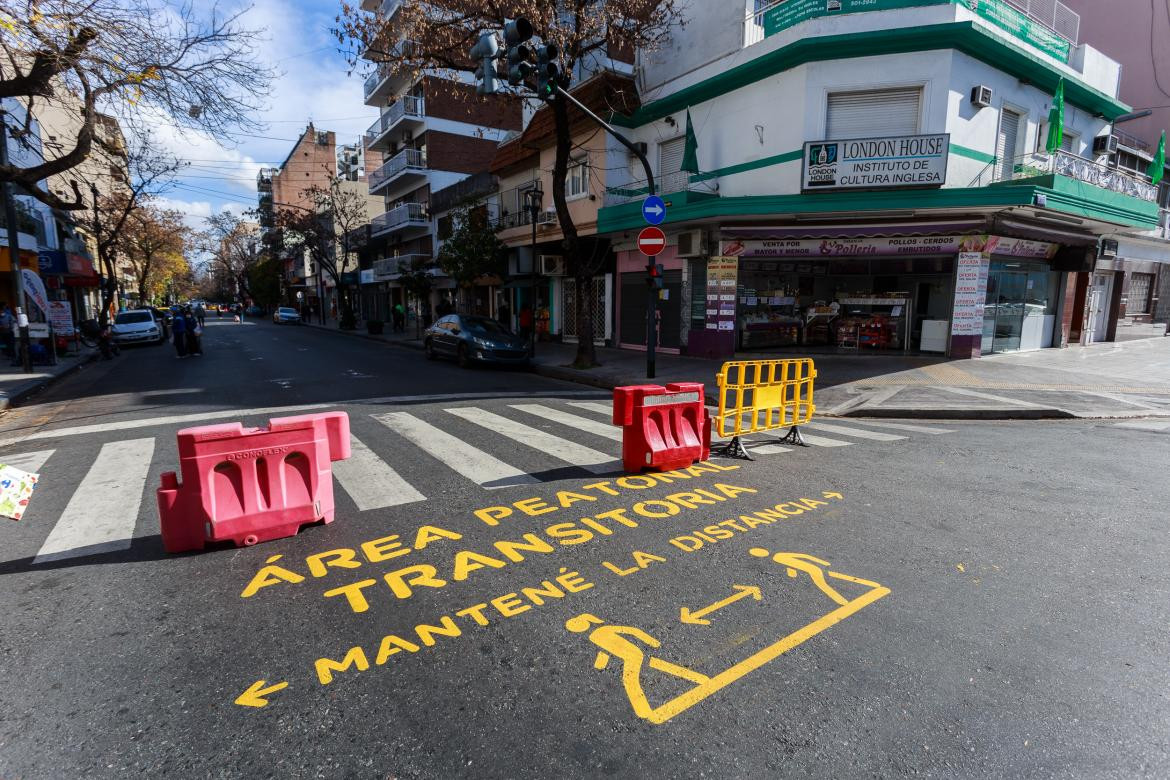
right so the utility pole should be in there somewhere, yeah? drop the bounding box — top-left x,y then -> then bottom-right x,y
0,112 -> 33,372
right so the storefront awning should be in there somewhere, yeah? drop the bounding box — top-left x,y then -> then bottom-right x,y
720,219 -> 987,240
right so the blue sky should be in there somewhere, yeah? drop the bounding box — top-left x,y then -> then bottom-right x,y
155,0 -> 374,228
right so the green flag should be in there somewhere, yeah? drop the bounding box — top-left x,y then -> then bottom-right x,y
1148,131 -> 1165,186
680,109 -> 699,174
1045,78 -> 1065,153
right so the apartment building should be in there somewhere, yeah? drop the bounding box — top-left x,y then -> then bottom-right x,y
490,71 -> 639,344
257,123 -> 382,318
594,0 -> 1165,359
1059,0 -> 1170,338
357,0 -> 521,322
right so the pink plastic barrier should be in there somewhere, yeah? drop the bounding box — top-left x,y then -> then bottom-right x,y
157,411 -> 351,553
612,383 -> 711,473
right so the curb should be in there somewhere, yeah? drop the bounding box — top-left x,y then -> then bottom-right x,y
0,350 -> 100,411
838,406 -> 1077,421
301,322 -> 425,351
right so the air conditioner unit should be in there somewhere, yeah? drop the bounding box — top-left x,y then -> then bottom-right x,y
1098,238 -> 1118,259
675,229 -> 706,258
1093,135 -> 1119,155
538,208 -> 557,225
540,255 -> 566,275
970,85 -> 993,108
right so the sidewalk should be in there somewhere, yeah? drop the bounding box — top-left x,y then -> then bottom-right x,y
303,319 -> 1170,419
0,348 -> 98,411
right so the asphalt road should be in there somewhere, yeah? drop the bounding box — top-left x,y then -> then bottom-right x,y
0,318 -> 1167,779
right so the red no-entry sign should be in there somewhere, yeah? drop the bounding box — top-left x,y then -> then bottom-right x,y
637,226 -> 667,257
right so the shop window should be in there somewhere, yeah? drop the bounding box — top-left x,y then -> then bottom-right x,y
825,87 -> 922,140
1127,273 -> 1153,314
566,157 -> 589,200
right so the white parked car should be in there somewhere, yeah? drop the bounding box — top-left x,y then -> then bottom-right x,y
111,309 -> 165,345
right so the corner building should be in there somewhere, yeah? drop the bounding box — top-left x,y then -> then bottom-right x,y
598,0 -> 1164,358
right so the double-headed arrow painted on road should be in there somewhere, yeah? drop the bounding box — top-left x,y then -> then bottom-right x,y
679,585 -> 762,626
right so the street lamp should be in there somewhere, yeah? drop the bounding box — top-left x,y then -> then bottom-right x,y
524,180 -> 543,356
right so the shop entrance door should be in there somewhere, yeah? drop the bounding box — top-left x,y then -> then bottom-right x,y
1086,273 -> 1113,344
986,270 -> 1027,352
563,277 -> 607,345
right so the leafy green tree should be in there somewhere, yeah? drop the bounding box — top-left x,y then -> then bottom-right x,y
436,204 -> 506,312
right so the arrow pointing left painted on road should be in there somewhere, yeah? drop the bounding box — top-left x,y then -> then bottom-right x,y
679,585 -> 762,626
235,679 -> 289,708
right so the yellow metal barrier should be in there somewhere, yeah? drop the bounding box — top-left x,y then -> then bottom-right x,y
714,358 -> 816,459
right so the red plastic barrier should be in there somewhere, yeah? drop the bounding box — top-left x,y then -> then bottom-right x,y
613,383 -> 711,473
157,411 -> 351,553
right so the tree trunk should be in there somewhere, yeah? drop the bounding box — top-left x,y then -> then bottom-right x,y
550,95 -> 594,368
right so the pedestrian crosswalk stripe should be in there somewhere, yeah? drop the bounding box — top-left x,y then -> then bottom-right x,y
833,420 -> 954,435
794,433 -> 852,448
804,422 -> 907,442
1,449 -> 55,473
748,444 -> 792,455
1115,420 -> 1170,432
510,403 -> 623,441
446,407 -> 620,474
332,435 -> 425,510
373,411 -> 538,489
567,401 -> 613,416
33,438 -> 155,564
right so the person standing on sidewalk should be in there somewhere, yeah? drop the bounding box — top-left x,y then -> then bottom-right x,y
0,303 -> 13,362
498,301 -> 511,331
195,303 -> 206,328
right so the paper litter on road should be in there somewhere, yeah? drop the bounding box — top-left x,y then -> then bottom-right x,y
0,463 -> 39,521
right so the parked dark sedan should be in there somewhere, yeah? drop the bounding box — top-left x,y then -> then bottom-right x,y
424,314 -> 530,368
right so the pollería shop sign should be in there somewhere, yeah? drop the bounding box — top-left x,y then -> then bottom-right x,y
802,134 -> 949,191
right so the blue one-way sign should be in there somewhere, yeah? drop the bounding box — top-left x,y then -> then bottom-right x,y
641,195 -> 666,225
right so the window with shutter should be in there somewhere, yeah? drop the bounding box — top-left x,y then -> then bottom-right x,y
825,88 -> 922,139
996,109 -> 1022,179
659,136 -> 685,175
1127,273 -> 1153,314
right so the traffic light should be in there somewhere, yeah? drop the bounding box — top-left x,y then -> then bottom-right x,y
470,32 -> 500,95
535,43 -> 560,101
646,263 -> 664,289
503,18 -> 534,86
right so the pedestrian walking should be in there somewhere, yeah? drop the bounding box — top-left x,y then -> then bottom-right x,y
237,302 -> 245,323
171,310 -> 188,357
518,304 -> 533,338
195,303 -> 206,328
184,309 -> 203,356
393,302 -> 405,333
498,301 -> 511,330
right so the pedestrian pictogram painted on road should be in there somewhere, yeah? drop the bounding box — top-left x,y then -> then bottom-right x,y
637,226 -> 667,257
641,195 -> 666,225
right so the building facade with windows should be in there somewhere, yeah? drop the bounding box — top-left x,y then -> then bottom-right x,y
358,0 -> 522,325
597,0 -> 1163,359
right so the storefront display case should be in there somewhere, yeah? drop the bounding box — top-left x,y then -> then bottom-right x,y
834,296 -> 911,352
739,292 -> 801,349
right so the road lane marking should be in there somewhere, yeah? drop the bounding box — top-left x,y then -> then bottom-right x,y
332,435 -> 425,510
446,407 -> 619,474
749,444 -> 792,455
831,420 -> 954,435
510,403 -> 623,441
803,422 -> 907,442
33,438 -> 155,564
372,411 -> 538,488
0,449 -> 55,472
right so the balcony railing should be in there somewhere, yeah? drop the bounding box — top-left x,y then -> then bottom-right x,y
370,202 -> 428,236
364,96 -> 425,146
378,0 -> 402,18
604,170 -> 707,207
495,180 -> 541,229
373,253 -> 431,280
368,148 -> 427,192
363,65 -> 390,99
972,150 -> 1158,202
744,0 -> 1078,49
362,40 -> 419,99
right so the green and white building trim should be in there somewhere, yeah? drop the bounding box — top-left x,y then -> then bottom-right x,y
597,0 -> 1166,358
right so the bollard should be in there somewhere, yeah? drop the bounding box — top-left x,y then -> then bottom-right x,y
157,411 -> 351,553
613,383 -> 710,473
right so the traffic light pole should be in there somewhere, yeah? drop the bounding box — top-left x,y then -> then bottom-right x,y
551,84 -> 659,378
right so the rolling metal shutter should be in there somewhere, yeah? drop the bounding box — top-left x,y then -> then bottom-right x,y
996,108 -> 1021,179
659,136 -> 685,175
825,88 -> 922,139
